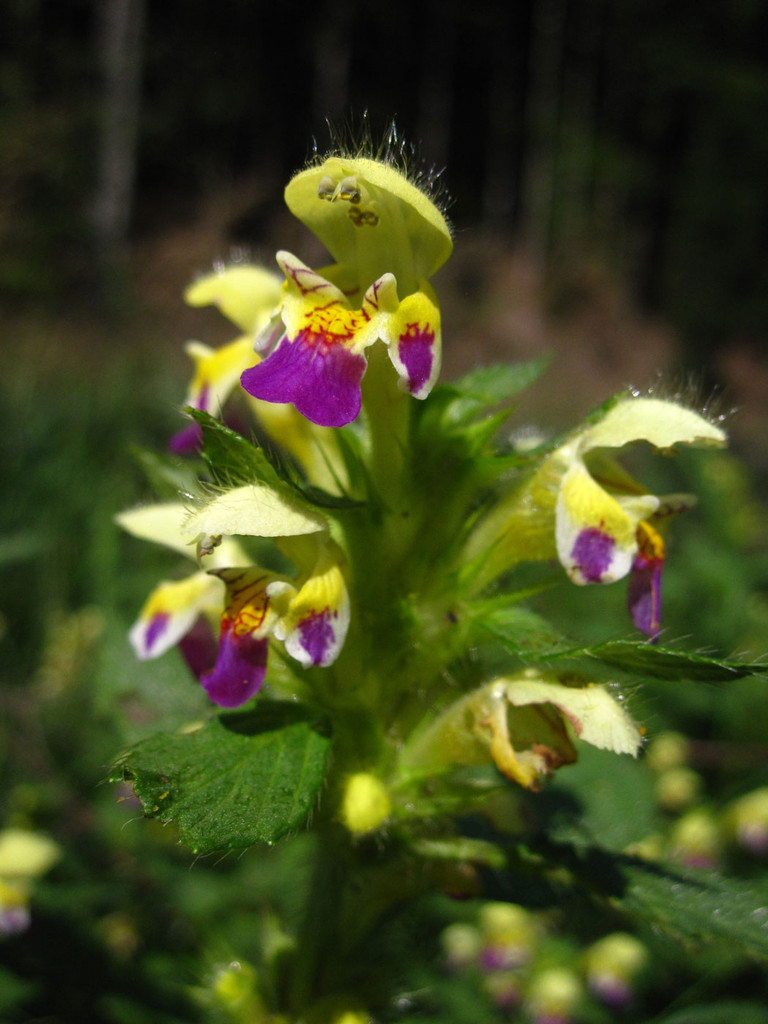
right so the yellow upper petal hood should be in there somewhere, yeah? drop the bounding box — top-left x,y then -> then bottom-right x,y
580,397 -> 726,454
285,156 -> 452,295
184,264 -> 282,333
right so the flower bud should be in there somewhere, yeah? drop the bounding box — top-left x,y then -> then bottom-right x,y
585,932 -> 648,1008
667,808 -> 722,869
0,880 -> 31,936
723,787 -> 768,856
624,833 -> 665,861
0,828 -> 60,879
645,731 -> 689,773
478,902 -> 537,969
440,922 -> 483,970
655,766 -> 702,813
339,774 -> 391,835
525,966 -> 583,1024
303,996 -> 370,1024
481,969 -> 522,1010
210,959 -> 267,1022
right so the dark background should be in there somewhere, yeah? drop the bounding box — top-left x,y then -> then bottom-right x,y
3,0 -> 767,358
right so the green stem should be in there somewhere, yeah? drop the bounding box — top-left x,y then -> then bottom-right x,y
288,821 -> 439,1018
288,825 -> 347,1015
361,344 -> 411,519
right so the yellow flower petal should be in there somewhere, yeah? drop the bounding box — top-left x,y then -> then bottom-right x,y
556,462 -> 658,584
130,572 -> 222,659
285,155 -> 452,295
184,264 -> 282,333
0,829 -> 60,880
181,484 -> 327,540
269,539 -> 350,667
116,503 -> 198,559
581,397 -> 726,454
500,673 -> 642,757
116,504 -> 246,566
182,336 -> 259,412
379,282 -> 442,398
400,671 -> 641,791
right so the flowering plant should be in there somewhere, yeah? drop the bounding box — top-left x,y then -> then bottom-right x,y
114,135 -> 763,1023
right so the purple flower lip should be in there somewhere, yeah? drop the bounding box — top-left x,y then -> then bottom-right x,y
396,323 -> 435,395
201,627 -> 269,708
178,617 -> 219,679
0,904 -> 31,936
169,421 -> 203,454
627,553 -> 663,640
144,612 -> 170,654
296,608 -> 337,665
242,334 -> 367,428
570,527 -> 615,583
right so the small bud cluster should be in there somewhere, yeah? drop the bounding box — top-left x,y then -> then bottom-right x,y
627,732 -> 768,870
441,902 -> 648,1022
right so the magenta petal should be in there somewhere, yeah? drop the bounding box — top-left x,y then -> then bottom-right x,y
143,612 -> 170,654
0,905 -> 31,936
570,527 -> 615,583
628,553 -> 663,640
296,609 -> 336,665
178,616 -> 219,679
241,334 -> 367,427
169,421 -> 203,454
397,325 -> 435,395
590,977 -> 633,1010
169,387 -> 209,453
200,627 -> 268,708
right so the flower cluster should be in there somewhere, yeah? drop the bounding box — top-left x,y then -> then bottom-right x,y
117,496 -> 348,708
623,731 -> 768,870
111,133 -> 747,1024
118,142 -> 726,802
465,395 -> 725,639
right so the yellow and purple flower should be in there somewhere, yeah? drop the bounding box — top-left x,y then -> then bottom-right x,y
241,252 -> 441,427
199,535 -> 349,708
117,487 -> 349,708
400,668 -> 643,792
240,152 -> 452,427
0,828 -> 60,936
467,397 -> 727,638
170,263 -> 282,453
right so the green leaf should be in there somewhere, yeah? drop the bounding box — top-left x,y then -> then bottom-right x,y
654,1003 -> 768,1024
619,861 -> 768,958
473,602 -> 570,657
414,360 -> 551,461
441,358 -> 551,422
189,408 -> 363,511
583,640 -> 764,682
187,408 -> 288,490
544,745 -> 659,852
475,603 -> 764,682
112,702 -> 332,853
129,444 -> 203,501
533,837 -> 768,958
